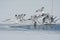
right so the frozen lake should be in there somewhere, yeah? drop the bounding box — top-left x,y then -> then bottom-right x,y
0,31 -> 60,40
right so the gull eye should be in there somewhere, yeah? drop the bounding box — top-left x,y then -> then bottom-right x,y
15,14 -> 17,16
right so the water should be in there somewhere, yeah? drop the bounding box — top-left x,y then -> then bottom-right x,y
0,24 -> 60,40
0,24 -> 60,31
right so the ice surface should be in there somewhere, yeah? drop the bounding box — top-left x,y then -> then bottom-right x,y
0,31 -> 60,40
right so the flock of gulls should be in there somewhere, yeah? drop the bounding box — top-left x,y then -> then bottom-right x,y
2,7 -> 60,28
1,7 -> 60,30
14,7 -> 59,25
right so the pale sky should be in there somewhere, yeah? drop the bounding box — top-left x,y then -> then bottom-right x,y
0,0 -> 60,23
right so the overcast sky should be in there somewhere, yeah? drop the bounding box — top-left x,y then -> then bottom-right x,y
0,0 -> 60,22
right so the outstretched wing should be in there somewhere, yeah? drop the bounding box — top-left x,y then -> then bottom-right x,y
2,19 -> 11,22
35,7 -> 44,12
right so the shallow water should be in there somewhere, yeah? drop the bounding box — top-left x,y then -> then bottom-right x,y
0,24 -> 60,31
